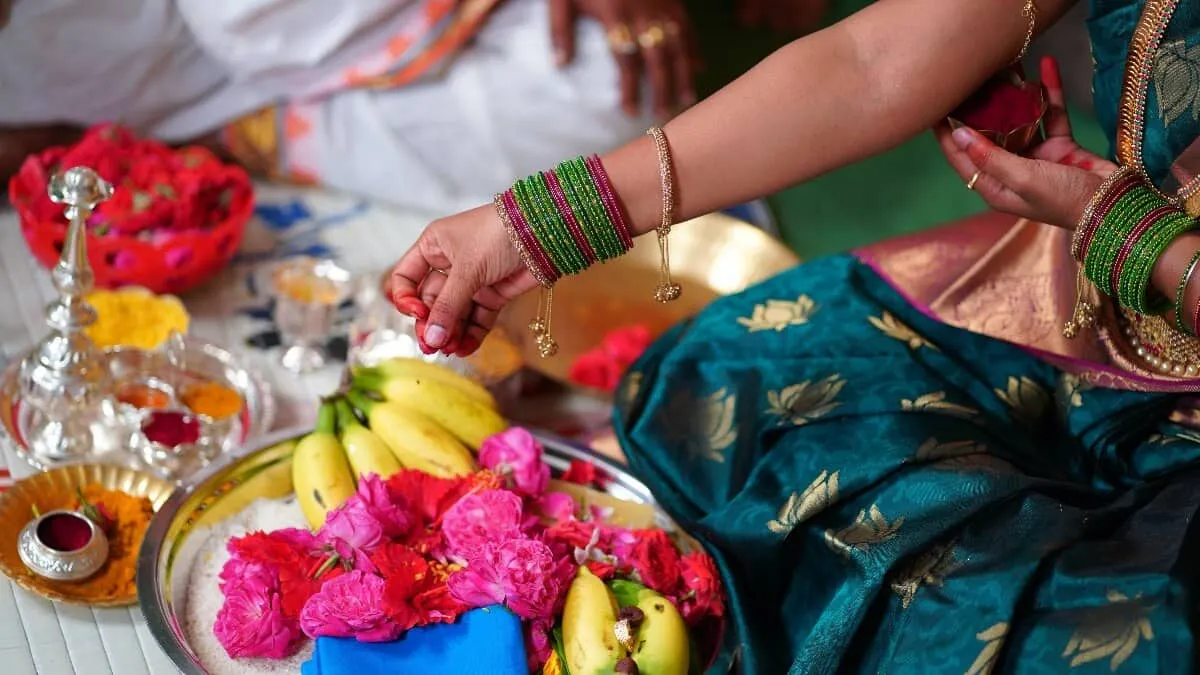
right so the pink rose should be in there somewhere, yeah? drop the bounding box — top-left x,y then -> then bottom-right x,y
478,428 -> 551,497
442,489 -> 524,557
321,501 -> 384,572
214,561 -> 301,659
447,538 -> 561,620
354,474 -> 412,537
300,570 -> 401,643
534,492 -> 578,523
526,619 -> 554,669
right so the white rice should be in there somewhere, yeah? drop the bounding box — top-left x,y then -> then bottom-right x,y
182,496 -> 315,675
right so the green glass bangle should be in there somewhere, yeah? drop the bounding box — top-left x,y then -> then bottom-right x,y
513,177 -> 583,276
529,173 -> 589,274
1174,247 -> 1200,333
1084,189 -> 1155,297
553,159 -> 615,261
1122,210 -> 1196,314
1110,189 -> 1170,307
557,158 -> 624,261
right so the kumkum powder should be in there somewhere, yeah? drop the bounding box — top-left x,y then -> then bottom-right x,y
949,66 -> 1047,152
36,512 -> 94,552
143,410 -> 202,447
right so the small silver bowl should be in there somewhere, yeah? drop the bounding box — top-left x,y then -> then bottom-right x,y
136,409 -> 220,483
18,509 -> 109,582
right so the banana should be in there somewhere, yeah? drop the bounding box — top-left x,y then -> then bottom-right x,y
292,401 -> 357,529
335,398 -> 402,480
542,651 -> 563,675
347,391 -> 476,477
562,566 -> 624,675
368,376 -> 508,450
356,358 -> 498,410
630,587 -> 690,675
194,440 -> 297,529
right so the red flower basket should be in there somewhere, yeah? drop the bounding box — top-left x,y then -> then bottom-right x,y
8,124 -> 254,295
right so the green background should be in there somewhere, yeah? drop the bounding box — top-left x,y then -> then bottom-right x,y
686,0 -> 1107,258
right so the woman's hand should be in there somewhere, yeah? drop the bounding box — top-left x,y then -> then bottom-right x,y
935,56 -> 1118,229
736,0 -> 829,34
387,205 -> 539,356
550,0 -> 698,117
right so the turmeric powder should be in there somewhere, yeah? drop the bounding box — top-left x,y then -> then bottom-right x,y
47,484 -> 154,602
85,288 -> 190,350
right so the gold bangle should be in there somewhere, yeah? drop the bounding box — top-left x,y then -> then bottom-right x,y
1014,0 -> 1037,63
646,126 -> 681,303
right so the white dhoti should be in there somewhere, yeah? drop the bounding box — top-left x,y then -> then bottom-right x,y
0,0 -> 655,214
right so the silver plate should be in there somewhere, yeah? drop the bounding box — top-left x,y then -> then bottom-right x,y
0,337 -> 275,481
137,426 -> 663,675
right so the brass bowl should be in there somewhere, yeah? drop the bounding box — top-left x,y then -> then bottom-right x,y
499,212 -> 800,388
0,464 -> 174,606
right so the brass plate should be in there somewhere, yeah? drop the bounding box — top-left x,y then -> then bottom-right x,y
499,212 -> 799,387
0,464 -> 174,606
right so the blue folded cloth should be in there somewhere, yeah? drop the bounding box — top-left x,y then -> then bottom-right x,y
300,606 -> 528,675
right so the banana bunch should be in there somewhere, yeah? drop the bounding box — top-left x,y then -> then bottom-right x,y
351,358 -> 508,449
560,568 -> 691,675
292,358 -> 509,529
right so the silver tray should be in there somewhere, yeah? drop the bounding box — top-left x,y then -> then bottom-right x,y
137,426 -> 666,675
0,337 -> 275,481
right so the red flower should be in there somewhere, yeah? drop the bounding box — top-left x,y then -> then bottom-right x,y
675,551 -> 725,625
601,325 -> 652,365
374,542 -> 466,629
568,325 -> 653,392
385,469 -> 503,528
559,460 -> 607,488
585,560 -> 616,580
544,520 -> 598,550
628,530 -> 682,596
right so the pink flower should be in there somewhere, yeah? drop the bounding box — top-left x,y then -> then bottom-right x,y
442,489 -> 524,557
478,428 -> 551,497
354,474 -> 412,538
526,619 -> 555,669
534,492 -> 578,523
300,570 -> 401,643
447,538 -> 561,620
272,527 -> 321,553
214,561 -> 300,659
321,501 -> 384,572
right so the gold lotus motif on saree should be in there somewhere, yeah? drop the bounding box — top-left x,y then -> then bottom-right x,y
824,504 -> 904,557
914,438 -> 1012,475
890,540 -> 961,609
767,470 -> 840,535
994,376 -> 1051,427
900,391 -> 979,418
659,387 -> 737,463
766,375 -> 845,426
869,311 -> 939,351
1062,590 -> 1154,671
967,622 -> 1010,675
736,295 -> 818,332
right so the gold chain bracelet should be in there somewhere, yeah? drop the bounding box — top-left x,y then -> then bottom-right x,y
646,126 -> 682,303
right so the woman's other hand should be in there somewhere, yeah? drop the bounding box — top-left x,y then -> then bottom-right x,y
387,205 -> 539,356
736,0 -> 829,34
549,0 -> 698,117
935,56 -> 1118,229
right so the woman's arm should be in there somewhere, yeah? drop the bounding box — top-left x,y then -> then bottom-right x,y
605,0 -> 1078,237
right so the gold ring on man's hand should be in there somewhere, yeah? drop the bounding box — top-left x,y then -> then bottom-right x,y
607,24 -> 638,55
638,24 -> 667,49
966,171 -> 981,191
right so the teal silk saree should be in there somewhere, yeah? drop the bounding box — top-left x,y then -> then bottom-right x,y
614,1 -> 1200,673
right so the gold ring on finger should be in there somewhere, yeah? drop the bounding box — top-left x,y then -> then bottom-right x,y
638,24 -> 667,49
966,171 -> 981,191
607,24 -> 638,55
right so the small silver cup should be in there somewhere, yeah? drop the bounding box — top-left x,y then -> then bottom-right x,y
269,257 -> 352,374
18,509 -> 109,582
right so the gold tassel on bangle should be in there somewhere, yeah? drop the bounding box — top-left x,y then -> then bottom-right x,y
646,126 -> 682,303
